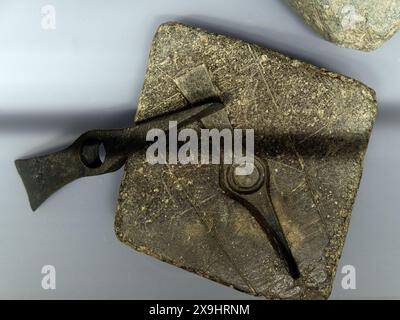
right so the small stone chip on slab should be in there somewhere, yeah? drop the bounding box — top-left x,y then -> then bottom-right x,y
114,22 -> 377,299
286,0 -> 400,51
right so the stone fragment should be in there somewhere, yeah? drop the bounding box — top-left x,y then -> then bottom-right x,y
286,0 -> 400,51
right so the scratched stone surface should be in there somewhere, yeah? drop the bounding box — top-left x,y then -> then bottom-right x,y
114,23 -> 377,299
286,0 -> 400,51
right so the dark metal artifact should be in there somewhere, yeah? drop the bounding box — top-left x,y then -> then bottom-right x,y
16,22 -> 377,299
15,102 -> 223,211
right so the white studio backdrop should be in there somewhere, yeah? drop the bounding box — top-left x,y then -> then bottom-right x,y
0,0 -> 399,299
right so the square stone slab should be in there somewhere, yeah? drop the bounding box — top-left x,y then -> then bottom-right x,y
114,22 -> 377,299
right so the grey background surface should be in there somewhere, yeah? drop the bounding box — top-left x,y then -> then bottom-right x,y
0,0 -> 399,299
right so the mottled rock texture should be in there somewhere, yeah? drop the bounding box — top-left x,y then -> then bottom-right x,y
287,0 -> 400,51
114,23 -> 377,299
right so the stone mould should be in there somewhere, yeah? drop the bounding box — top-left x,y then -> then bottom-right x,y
286,0 -> 400,51
114,22 -> 377,299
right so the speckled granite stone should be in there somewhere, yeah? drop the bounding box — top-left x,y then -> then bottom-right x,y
286,0 -> 400,51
